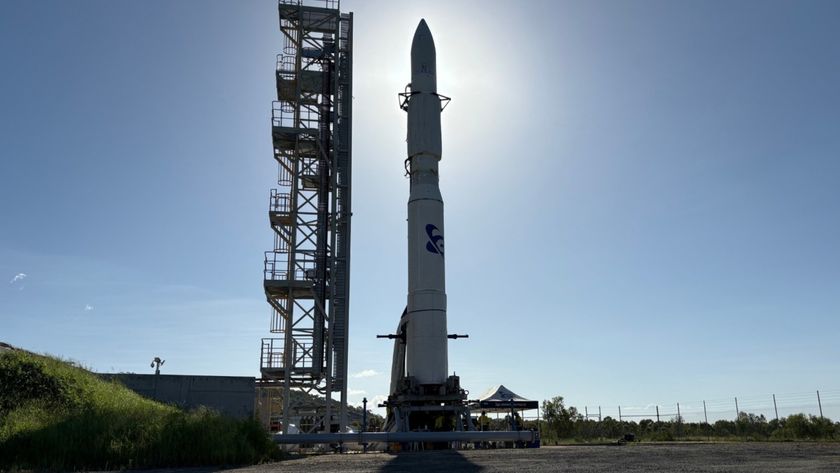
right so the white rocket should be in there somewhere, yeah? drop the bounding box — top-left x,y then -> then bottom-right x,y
403,19 -> 448,386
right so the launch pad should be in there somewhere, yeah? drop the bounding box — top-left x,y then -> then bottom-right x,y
382,375 -> 471,435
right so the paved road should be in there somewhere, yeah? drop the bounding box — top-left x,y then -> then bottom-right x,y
222,443 -> 840,472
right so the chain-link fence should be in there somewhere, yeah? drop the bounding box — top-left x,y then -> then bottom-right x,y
578,389 -> 840,423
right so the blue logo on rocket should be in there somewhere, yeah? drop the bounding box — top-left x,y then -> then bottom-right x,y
425,224 -> 444,256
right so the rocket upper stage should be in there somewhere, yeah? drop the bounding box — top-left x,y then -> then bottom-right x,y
411,19 -> 436,93
407,19 -> 442,161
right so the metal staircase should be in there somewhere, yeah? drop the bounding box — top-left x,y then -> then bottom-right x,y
260,0 -> 353,434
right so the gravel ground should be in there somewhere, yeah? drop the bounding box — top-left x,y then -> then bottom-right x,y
216,442 -> 840,473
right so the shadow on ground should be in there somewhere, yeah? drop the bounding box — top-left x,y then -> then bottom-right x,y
379,450 -> 483,472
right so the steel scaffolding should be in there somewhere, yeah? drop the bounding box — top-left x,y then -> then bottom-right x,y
260,0 -> 352,435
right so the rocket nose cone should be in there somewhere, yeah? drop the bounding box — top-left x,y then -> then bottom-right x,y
411,19 -> 436,89
412,19 -> 435,52
415,19 -> 431,38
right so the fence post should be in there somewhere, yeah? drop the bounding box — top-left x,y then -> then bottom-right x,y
656,405 -> 660,422
703,400 -> 708,424
817,391 -> 823,418
735,397 -> 739,420
773,394 -> 779,422
618,405 -> 622,422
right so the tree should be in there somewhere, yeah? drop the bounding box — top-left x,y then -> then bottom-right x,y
542,396 -> 579,440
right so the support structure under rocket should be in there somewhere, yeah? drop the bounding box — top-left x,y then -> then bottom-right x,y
381,19 -> 470,434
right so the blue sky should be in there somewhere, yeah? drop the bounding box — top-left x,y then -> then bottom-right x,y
2,0 -> 839,420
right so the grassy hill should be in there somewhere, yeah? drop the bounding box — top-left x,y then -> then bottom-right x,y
0,349 -> 280,470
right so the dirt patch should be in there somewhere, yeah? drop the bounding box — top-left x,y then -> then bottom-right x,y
214,442 -> 840,473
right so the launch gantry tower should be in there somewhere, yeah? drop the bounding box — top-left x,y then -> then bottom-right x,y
260,0 -> 353,434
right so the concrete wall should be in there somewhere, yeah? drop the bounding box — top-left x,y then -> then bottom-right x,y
99,373 -> 255,419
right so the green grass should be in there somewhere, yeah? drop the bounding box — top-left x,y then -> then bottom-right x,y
0,350 -> 280,471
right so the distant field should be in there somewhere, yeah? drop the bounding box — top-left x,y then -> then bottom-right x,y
200,442 -> 840,473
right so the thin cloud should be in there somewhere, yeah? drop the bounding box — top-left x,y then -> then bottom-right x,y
352,369 -> 379,378
84,304 -> 94,311
9,273 -> 27,284
347,388 -> 366,396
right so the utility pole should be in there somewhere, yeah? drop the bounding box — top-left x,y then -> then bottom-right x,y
735,397 -> 739,420
773,394 -> 779,422
656,405 -> 660,422
676,402 -> 682,439
817,391 -> 823,418
703,400 -> 708,424
618,405 -> 622,422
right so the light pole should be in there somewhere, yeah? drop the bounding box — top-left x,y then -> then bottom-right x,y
151,357 -> 165,375
150,357 -> 165,400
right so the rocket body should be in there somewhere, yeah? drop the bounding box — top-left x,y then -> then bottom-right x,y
405,19 -> 448,385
